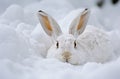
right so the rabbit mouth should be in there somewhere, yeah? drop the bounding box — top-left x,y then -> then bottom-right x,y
60,57 -> 71,63
62,59 -> 79,65
60,56 -> 79,65
64,58 -> 69,63
63,56 -> 71,63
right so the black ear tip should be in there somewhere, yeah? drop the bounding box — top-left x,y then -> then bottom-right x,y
85,8 -> 88,10
38,10 -> 43,12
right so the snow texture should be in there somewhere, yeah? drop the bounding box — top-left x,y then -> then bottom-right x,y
0,0 -> 120,79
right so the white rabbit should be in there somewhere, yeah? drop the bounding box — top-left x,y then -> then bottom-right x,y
37,9 -> 115,65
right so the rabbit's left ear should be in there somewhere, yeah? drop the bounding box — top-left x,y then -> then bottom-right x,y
69,8 -> 90,37
37,10 -> 62,39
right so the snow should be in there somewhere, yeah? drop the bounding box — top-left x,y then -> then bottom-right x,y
0,0 -> 120,79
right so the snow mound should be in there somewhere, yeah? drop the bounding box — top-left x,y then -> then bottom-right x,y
1,5 -> 24,21
0,24 -> 30,61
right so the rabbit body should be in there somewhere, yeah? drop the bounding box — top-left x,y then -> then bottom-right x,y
47,26 -> 115,65
37,9 -> 115,65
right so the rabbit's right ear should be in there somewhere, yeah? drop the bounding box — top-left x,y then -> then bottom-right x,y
69,8 -> 90,37
37,10 -> 62,39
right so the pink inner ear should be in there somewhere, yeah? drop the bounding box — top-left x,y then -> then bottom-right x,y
41,15 -> 53,31
77,11 -> 87,31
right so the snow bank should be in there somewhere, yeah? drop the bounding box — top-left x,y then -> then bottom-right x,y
1,5 -> 24,21
0,0 -> 120,79
0,57 -> 120,79
0,24 -> 30,61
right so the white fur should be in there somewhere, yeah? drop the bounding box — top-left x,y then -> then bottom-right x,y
47,26 -> 115,65
38,9 -> 115,65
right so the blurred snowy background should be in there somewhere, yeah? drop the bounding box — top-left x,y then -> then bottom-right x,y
0,0 -> 120,79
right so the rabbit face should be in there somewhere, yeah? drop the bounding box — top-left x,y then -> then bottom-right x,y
37,9 -> 90,65
47,34 -> 81,65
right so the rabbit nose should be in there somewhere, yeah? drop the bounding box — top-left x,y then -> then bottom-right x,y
62,51 -> 71,62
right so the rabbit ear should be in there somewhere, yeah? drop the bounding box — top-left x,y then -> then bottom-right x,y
69,8 -> 90,37
37,10 -> 62,39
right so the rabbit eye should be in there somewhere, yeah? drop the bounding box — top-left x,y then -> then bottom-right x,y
74,41 -> 77,48
111,0 -> 119,5
96,0 -> 104,8
56,41 -> 59,48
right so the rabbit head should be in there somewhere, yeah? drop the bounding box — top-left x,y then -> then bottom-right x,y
37,9 -> 90,65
